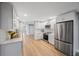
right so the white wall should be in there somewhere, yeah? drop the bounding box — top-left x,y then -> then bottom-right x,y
75,13 -> 79,53
78,15 -> 79,50
0,30 -> 7,43
76,13 -> 79,50
0,5 -> 1,28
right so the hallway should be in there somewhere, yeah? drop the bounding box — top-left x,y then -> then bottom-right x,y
22,36 -> 65,56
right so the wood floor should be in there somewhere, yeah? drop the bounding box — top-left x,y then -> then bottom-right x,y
22,36 -> 65,56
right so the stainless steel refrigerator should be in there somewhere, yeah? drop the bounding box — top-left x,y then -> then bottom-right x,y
54,20 -> 73,56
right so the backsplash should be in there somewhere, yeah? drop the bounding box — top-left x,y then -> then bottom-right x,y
7,30 -> 19,39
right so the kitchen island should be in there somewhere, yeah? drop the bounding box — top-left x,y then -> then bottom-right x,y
0,38 -> 23,56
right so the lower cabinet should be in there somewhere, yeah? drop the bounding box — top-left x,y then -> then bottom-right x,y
48,34 -> 54,45
0,41 -> 22,56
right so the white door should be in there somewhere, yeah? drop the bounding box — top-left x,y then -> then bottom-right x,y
29,24 -> 35,38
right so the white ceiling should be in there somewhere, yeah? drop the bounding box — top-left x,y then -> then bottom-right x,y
12,2 -> 79,22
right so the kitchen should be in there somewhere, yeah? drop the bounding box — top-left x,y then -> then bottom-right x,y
0,2 -> 79,56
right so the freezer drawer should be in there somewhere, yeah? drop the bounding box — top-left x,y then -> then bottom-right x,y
59,41 -> 73,56
65,43 -> 73,56
59,41 -> 65,52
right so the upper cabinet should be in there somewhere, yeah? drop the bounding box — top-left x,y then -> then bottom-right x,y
35,22 -> 45,30
56,11 -> 76,22
13,8 -> 20,30
0,2 -> 13,30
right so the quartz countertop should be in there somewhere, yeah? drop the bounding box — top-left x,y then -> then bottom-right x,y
0,38 -> 22,45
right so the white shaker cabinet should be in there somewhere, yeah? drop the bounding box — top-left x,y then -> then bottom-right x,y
0,39 -> 22,56
48,33 -> 54,45
0,2 -> 13,30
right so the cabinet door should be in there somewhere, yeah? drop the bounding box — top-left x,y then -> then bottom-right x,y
0,42 -> 22,56
1,3 -> 13,30
48,34 -> 54,45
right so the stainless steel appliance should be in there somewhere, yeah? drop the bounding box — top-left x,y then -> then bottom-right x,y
54,20 -> 73,56
43,33 -> 48,41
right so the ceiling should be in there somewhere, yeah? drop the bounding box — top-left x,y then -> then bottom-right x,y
12,2 -> 79,22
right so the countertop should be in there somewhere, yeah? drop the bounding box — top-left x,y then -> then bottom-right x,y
0,38 -> 22,45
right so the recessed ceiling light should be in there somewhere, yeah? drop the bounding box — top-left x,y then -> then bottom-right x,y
16,17 -> 19,19
24,14 -> 27,16
49,17 -> 53,19
49,16 -> 57,19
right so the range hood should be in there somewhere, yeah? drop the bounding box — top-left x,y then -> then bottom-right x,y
45,24 -> 51,28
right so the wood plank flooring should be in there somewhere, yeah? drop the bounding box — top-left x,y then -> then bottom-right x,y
22,36 -> 65,56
